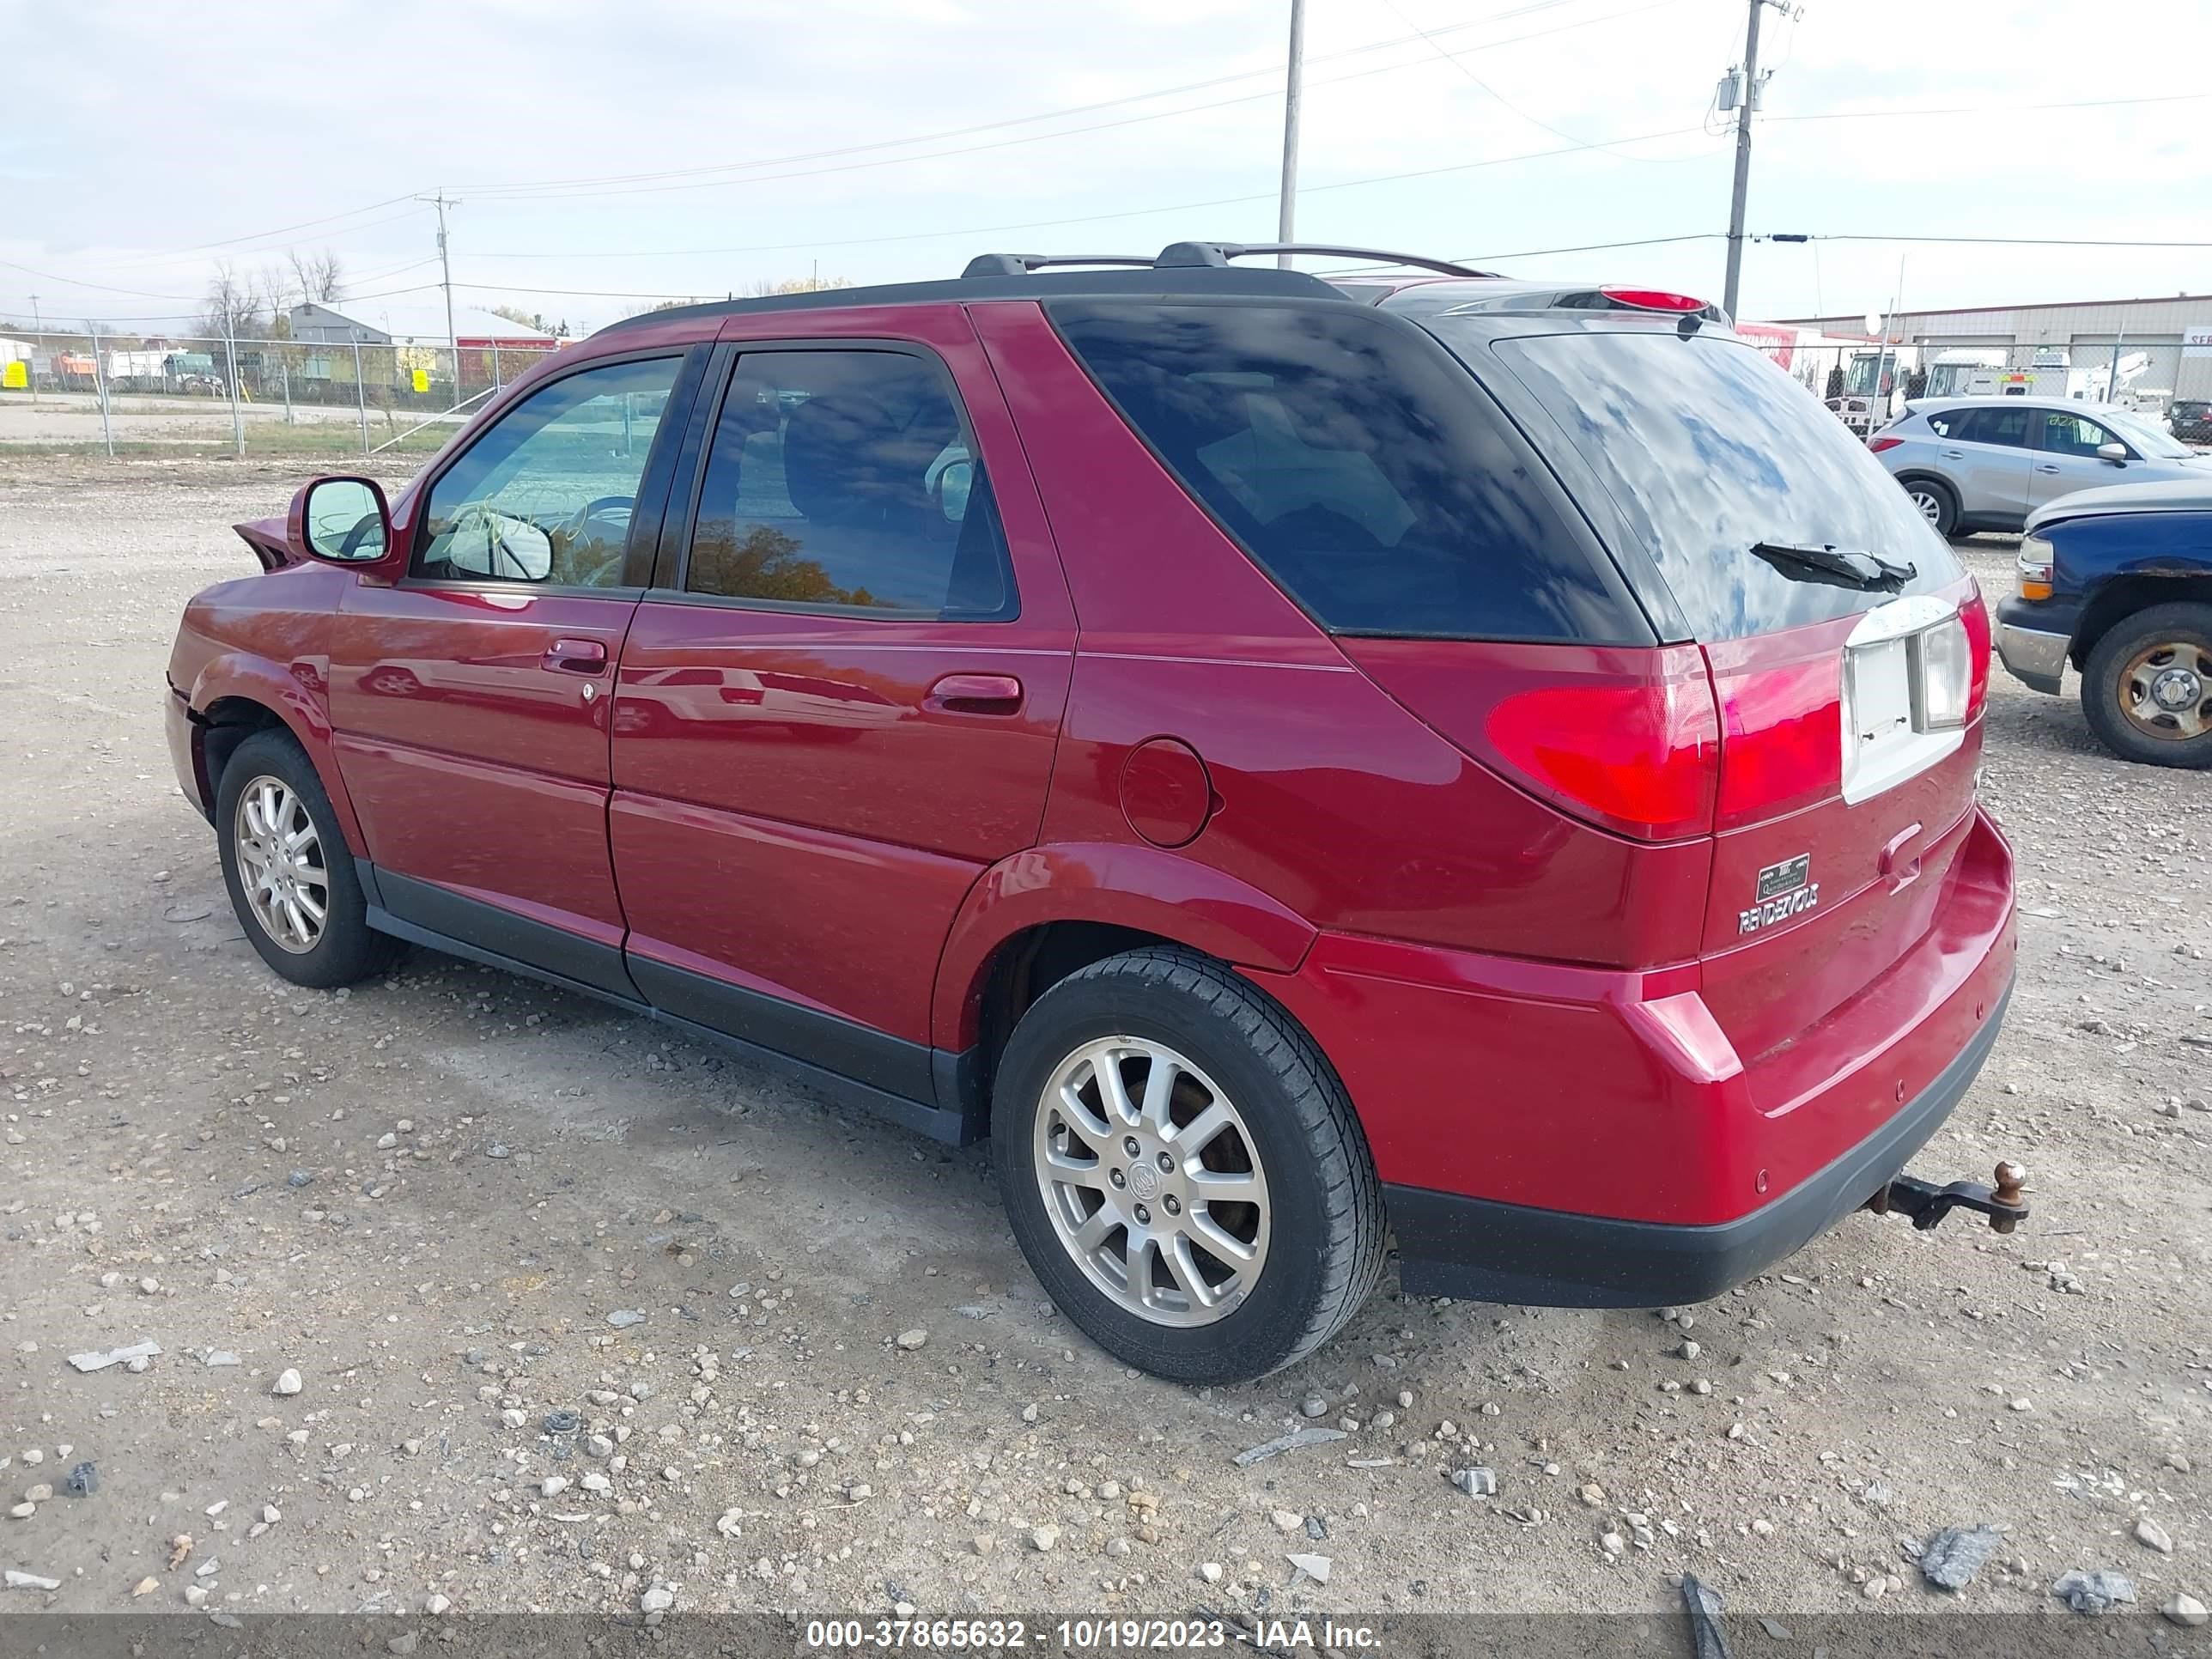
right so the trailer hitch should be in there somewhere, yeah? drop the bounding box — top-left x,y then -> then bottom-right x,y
1866,1161 -> 2028,1234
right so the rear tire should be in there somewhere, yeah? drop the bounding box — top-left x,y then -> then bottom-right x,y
216,730 -> 403,987
1900,476 -> 1959,538
2079,603 -> 2212,769
991,948 -> 1385,1384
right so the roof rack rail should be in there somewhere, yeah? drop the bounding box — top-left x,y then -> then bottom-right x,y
960,253 -> 1158,278
1153,241 -> 1496,279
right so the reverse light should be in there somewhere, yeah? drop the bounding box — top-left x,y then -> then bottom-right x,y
1484,654 -> 1720,842
2016,535 -> 2055,601
1911,612 -> 1974,732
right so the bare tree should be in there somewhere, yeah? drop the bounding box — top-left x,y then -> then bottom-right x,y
289,247 -> 344,306
200,262 -> 267,341
744,276 -> 850,296
617,298 -> 700,319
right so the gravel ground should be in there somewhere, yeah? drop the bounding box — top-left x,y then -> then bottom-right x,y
1,453 -> 2206,1631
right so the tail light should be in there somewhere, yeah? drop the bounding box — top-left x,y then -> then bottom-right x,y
1960,580 -> 1993,720
1710,655 -> 1844,830
1483,647 -> 1719,841
1868,435 -> 1904,453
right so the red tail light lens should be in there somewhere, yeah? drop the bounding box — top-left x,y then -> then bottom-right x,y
1868,435 -> 1904,453
1711,656 -> 1844,830
1484,649 -> 1719,841
1959,580 -> 1992,720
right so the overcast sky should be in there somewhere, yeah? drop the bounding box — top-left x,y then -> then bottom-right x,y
3,0 -> 2209,338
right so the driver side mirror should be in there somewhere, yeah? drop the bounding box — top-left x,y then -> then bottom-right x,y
290,475 -> 393,565
2096,441 -> 2129,465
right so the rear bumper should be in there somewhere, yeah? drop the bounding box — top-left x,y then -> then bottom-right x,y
1385,980 -> 2009,1306
1249,805 -> 2017,1307
1992,598 -> 2072,696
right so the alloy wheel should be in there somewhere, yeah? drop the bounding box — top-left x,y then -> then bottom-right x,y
232,775 -> 329,954
1032,1036 -> 1270,1327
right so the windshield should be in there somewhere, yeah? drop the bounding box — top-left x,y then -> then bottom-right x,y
1450,325 -> 1965,640
2102,406 -> 2193,459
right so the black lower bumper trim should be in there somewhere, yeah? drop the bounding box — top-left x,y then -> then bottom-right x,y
1387,981 -> 2012,1308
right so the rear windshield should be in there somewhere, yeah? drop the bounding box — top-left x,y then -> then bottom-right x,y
1467,326 -> 1965,639
1050,301 -> 1641,642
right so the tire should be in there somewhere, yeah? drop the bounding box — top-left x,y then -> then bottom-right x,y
2079,602 -> 2212,769
1899,476 -> 1959,538
215,730 -> 403,987
991,947 -> 1385,1383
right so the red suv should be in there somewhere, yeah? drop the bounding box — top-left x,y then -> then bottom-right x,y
166,244 -> 2016,1382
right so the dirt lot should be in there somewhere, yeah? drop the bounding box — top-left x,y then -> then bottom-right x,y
1,452 -> 2207,1635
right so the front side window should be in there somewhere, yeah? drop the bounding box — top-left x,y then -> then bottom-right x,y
2037,410 -> 2118,457
684,349 -> 1012,617
416,356 -> 681,587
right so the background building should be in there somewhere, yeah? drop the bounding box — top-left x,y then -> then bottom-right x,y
1757,293 -> 2212,412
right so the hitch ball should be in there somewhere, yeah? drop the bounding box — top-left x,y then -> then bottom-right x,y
1990,1161 -> 2027,1234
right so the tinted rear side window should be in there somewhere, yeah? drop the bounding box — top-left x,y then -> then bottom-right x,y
1051,301 -> 1640,641
1475,328 -> 1964,640
1951,405 -> 2033,447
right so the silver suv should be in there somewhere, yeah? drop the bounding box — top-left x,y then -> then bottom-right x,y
1871,397 -> 2209,537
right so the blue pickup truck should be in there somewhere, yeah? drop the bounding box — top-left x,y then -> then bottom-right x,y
1995,477 -> 2212,767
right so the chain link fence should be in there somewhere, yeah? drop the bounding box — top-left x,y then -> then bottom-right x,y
0,325 -> 566,458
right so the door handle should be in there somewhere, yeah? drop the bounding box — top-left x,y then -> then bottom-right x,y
1939,449 -> 1965,459
544,637 -> 609,673
925,672 -> 1024,714
2033,464 -> 2061,474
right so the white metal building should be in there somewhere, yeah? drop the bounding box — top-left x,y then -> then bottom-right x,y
1761,293 -> 2212,407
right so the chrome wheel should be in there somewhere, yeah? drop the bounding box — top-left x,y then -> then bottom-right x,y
2118,639 -> 2210,741
1033,1036 -> 1270,1328
232,775 -> 329,954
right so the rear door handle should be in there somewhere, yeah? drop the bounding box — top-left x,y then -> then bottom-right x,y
1939,448 -> 1965,459
2033,463 -> 2062,474
544,637 -> 609,674
925,672 -> 1024,714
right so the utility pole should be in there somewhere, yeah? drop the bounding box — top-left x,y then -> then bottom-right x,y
1276,0 -> 1306,268
1721,0 -> 1770,320
27,293 -> 40,404
420,191 -> 461,399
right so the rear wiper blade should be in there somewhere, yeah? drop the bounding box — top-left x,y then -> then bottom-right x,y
1750,539 -> 1916,592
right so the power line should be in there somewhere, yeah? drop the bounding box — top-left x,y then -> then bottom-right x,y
1762,88 -> 2212,125
0,259 -> 202,301
0,283 -> 444,329
438,119 -> 1720,301
1772,232 -> 2212,249
457,0 -> 1687,207
456,0 -> 1625,201
1373,0 -> 1674,161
